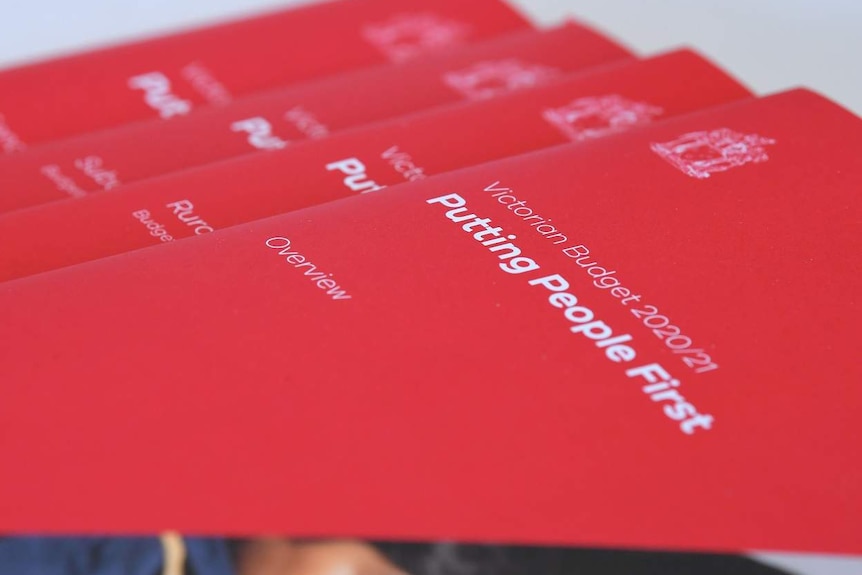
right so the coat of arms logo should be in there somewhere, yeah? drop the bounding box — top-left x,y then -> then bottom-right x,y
443,59 -> 562,100
650,129 -> 776,179
363,14 -> 471,63
543,95 -> 664,142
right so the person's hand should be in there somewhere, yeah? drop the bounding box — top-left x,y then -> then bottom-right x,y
237,538 -> 409,575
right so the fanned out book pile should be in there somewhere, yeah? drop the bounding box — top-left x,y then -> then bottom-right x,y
0,1 -> 858,574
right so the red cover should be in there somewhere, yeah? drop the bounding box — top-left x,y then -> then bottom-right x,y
0,23 -> 630,204
0,89 -> 859,555
0,51 -> 751,280
0,0 -> 530,152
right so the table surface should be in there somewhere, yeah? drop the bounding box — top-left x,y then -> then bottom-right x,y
0,1 -> 859,573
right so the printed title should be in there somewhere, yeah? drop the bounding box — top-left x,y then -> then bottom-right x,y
427,192 -> 714,435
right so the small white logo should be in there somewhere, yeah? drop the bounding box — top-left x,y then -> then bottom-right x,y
443,59 -> 562,101
651,129 -> 776,179
363,13 -> 471,63
230,117 -> 289,150
543,95 -> 664,142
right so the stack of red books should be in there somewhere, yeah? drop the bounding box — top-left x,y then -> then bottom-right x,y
0,1 -> 857,573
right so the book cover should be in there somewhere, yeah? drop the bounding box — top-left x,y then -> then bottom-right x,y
0,89 -> 858,555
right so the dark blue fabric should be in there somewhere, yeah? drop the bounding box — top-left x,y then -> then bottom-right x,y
0,536 -> 236,575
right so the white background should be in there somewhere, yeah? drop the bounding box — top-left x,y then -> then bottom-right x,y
1,0 -> 860,114
0,1 -> 859,573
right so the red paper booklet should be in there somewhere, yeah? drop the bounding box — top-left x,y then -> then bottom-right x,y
0,23 -> 629,201
0,50 -> 751,280
0,0 -> 529,152
0,89 -> 859,555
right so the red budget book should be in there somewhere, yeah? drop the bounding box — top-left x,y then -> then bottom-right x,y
0,50 -> 751,280
0,23 -> 630,206
0,88 -> 859,555
0,0 -> 530,152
